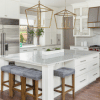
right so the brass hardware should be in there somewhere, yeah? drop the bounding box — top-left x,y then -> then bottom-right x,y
54,0 -> 76,29
25,0 -> 53,29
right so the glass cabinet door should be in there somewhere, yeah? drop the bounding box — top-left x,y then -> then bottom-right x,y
74,19 -> 80,35
82,7 -> 88,16
74,8 -> 80,16
82,18 -> 89,35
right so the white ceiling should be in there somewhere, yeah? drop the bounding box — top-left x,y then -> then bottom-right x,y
21,0 -> 88,7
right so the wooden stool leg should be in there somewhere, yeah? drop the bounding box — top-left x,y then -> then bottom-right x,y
35,80 -> 38,100
10,74 -> 14,97
1,71 -> 4,92
72,74 -> 75,99
62,78 -> 65,100
9,73 -> 11,96
33,80 -> 35,95
21,77 -> 26,100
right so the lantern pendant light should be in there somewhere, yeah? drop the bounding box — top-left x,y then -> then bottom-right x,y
54,0 -> 77,29
25,0 -> 54,29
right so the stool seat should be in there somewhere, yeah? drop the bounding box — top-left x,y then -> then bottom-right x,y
54,67 -> 75,78
23,69 -> 42,80
1,65 -> 17,73
11,66 -> 29,77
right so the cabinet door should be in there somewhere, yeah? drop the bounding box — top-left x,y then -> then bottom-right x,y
6,0 -> 20,19
88,7 -> 98,23
0,0 -> 6,17
74,18 -> 80,35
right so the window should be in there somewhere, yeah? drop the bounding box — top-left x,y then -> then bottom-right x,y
20,18 -> 34,44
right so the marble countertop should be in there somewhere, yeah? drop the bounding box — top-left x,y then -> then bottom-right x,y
2,50 -> 99,66
20,44 -> 60,49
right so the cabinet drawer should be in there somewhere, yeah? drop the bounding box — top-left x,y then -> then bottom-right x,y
88,60 -> 99,71
80,48 -> 88,51
29,48 -> 38,52
75,64 -> 88,77
20,48 -> 29,53
70,47 -> 79,50
75,56 -> 89,66
75,54 -> 99,66
75,74 -> 88,89
88,68 -> 99,83
91,54 -> 99,61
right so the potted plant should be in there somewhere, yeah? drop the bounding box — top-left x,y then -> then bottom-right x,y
36,28 -> 44,45
28,29 -> 35,44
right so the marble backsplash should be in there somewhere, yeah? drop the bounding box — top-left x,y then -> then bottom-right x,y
76,28 -> 100,46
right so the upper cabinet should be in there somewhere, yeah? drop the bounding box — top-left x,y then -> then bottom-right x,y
88,6 -> 100,28
0,0 -> 6,17
0,0 -> 20,19
72,3 -> 93,37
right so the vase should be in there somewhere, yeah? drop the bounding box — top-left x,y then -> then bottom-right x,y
37,36 -> 40,45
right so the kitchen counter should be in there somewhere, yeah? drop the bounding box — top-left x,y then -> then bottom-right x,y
20,44 -> 60,49
1,49 -> 99,100
3,50 -> 98,66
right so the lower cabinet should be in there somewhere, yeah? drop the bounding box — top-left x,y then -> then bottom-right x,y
70,46 -> 89,51
75,53 -> 99,92
20,45 -> 61,53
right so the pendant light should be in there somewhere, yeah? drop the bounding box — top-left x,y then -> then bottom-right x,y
25,0 -> 54,29
54,0 -> 76,29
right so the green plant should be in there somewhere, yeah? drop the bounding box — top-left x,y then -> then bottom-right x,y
28,30 -> 35,36
46,49 -> 51,51
55,48 -> 60,50
20,33 -> 24,43
36,28 -> 44,37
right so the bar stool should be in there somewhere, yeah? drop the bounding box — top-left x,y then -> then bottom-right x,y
22,68 -> 42,100
54,67 -> 75,100
10,66 -> 29,99
1,62 -> 17,96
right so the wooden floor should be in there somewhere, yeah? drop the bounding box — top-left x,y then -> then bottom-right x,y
0,78 -> 100,100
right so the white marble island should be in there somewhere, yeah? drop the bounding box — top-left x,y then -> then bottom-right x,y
0,50 -> 99,100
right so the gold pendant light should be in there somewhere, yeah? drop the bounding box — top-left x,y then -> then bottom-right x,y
25,0 -> 53,29
54,0 -> 76,29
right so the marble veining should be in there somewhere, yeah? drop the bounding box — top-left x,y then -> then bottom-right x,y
2,50 -> 99,66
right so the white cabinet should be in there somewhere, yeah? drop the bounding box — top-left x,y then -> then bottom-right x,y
0,0 -> 6,17
75,53 -> 99,91
72,5 -> 93,37
0,0 -> 20,19
20,45 -> 61,53
70,46 -> 89,51
6,0 -> 20,19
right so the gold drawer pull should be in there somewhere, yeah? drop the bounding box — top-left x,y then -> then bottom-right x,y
80,68 -> 86,71
80,60 -> 86,63
80,79 -> 86,83
93,73 -> 97,76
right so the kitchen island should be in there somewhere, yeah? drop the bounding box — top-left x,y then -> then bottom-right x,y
0,50 -> 99,100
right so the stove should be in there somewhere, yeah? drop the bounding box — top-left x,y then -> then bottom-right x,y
89,45 -> 100,51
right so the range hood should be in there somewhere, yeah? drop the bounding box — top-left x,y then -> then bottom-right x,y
88,6 -> 100,28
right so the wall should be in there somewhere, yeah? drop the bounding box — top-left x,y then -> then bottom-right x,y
76,28 -> 100,46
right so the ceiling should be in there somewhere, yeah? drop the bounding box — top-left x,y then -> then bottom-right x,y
21,0 -> 88,7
